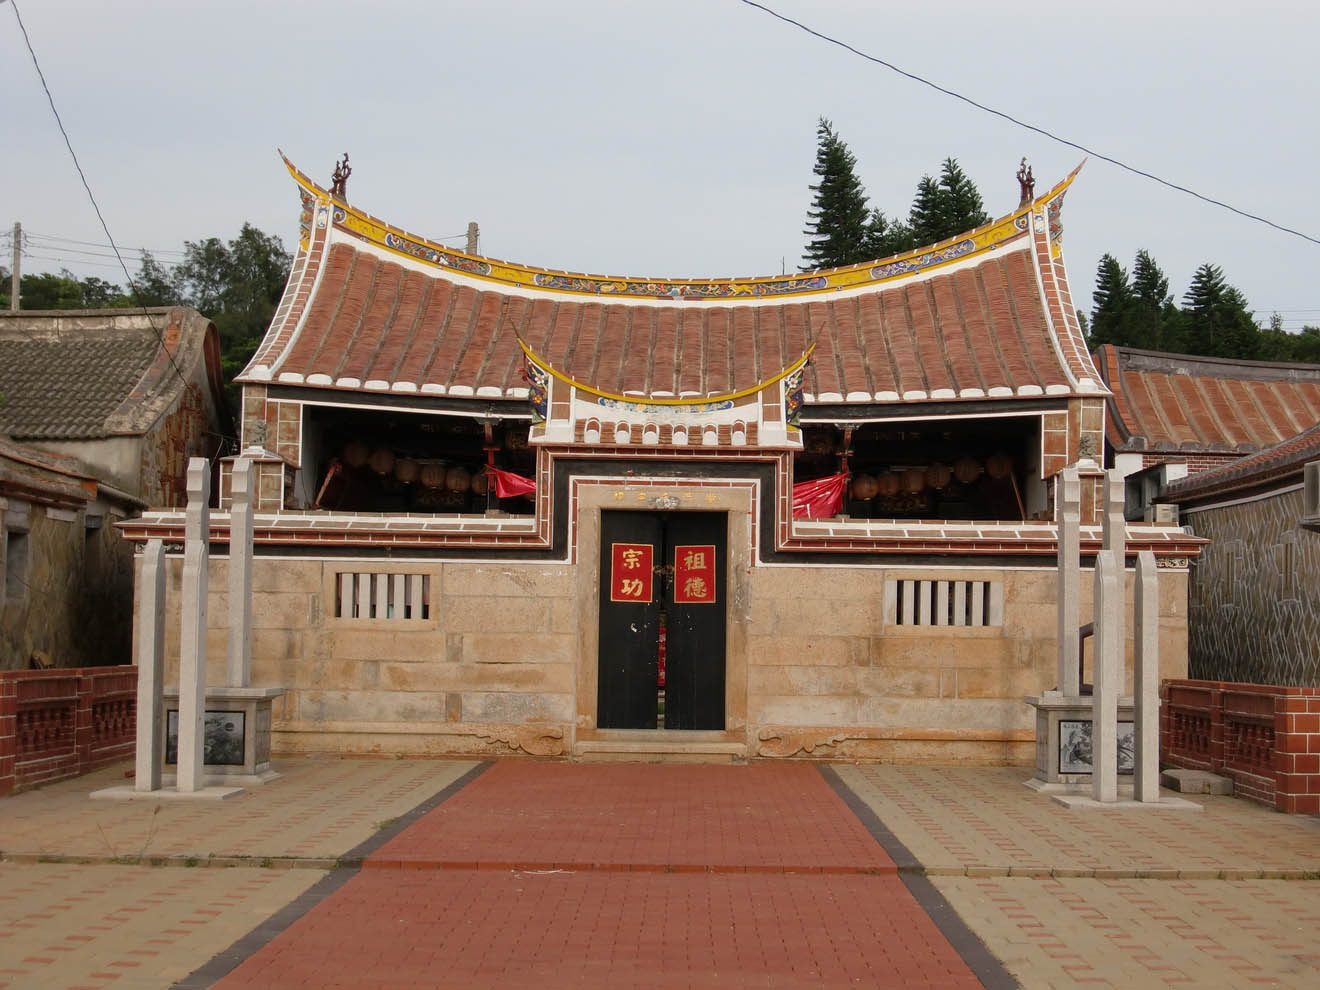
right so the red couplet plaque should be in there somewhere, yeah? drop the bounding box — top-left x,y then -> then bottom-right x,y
673,545 -> 717,604
610,542 -> 653,603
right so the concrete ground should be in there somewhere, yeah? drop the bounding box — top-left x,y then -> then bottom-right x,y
0,757 -> 1315,989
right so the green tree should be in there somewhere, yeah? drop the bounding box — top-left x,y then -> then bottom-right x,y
129,250 -> 182,307
1130,250 -> 1180,351
1182,264 -> 1260,359
908,175 -> 945,247
174,223 -> 291,405
801,118 -> 877,270
1257,315 -> 1320,363
1087,254 -> 1135,349
935,158 -> 990,235
863,208 -> 915,258
907,159 -> 990,247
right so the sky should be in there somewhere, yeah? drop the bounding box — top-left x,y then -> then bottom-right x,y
4,0 -> 1320,332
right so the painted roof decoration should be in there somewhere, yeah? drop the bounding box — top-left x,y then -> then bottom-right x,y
1095,345 -> 1320,454
242,155 -> 1104,405
0,307 -> 226,440
1162,420 -> 1320,503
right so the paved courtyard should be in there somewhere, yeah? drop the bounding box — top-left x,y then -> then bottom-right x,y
0,757 -> 1316,988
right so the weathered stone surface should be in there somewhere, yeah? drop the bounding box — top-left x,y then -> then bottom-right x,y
297,690 -> 450,722
751,696 -> 858,725
325,629 -> 449,662
441,563 -> 573,598
749,566 -> 885,601
745,635 -> 865,668
857,666 -> 941,698
252,559 -> 324,594
460,691 -> 573,723
440,596 -> 551,634
459,633 -> 573,665
857,697 -> 1031,731
749,665 -> 859,697
378,661 -> 573,694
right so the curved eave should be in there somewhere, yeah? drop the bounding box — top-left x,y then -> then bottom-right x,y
279,151 -> 1082,302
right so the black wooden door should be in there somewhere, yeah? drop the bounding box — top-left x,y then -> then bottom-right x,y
597,510 -> 726,731
598,511 -> 663,729
663,512 -> 726,730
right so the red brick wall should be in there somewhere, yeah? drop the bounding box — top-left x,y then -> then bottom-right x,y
1141,452 -> 1241,476
0,666 -> 136,796
1161,678 -> 1320,814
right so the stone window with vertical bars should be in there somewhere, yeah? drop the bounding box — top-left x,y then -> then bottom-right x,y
884,578 -> 1003,627
335,572 -> 430,620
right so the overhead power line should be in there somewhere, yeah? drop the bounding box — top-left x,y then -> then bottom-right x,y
24,229 -> 187,255
7,0 -> 189,387
738,0 -> 1320,248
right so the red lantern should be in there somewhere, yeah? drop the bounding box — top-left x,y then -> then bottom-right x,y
876,471 -> 901,497
368,447 -> 395,475
986,452 -> 1013,479
925,462 -> 952,490
903,467 -> 926,494
470,470 -> 489,495
851,474 -> 878,500
342,440 -> 369,468
953,456 -> 982,485
394,457 -> 419,484
419,462 -> 447,489
446,465 -> 471,492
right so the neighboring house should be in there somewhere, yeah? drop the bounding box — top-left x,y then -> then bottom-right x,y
1160,423 -> 1320,687
1094,345 -> 1320,518
120,158 -> 1200,763
0,307 -> 231,670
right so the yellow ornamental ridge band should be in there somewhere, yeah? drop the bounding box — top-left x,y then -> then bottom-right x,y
280,151 -> 1083,301
517,337 -> 815,407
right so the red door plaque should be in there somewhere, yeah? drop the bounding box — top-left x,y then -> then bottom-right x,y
673,544 -> 717,604
609,542 -> 653,603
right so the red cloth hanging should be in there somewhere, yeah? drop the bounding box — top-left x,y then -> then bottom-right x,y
489,466 -> 536,499
792,473 -> 847,519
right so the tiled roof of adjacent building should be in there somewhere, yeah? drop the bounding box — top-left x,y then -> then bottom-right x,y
1162,421 -> 1320,503
240,157 -> 1105,406
1095,345 -> 1320,454
0,307 -> 223,440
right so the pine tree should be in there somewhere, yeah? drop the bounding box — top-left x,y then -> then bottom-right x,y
1130,250 -> 1177,351
907,159 -> 990,247
908,175 -> 945,246
1182,264 -> 1260,359
1088,254 -> 1135,349
937,158 -> 990,234
801,118 -> 876,270
864,208 -> 915,259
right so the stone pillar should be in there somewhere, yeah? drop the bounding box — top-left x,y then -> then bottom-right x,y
177,458 -> 210,793
226,457 -> 254,688
1055,465 -> 1081,695
1134,551 -> 1160,802
1102,468 -> 1126,580
134,540 -> 166,792
1092,552 -> 1121,803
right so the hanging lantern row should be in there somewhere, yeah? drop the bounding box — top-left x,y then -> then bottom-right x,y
849,454 -> 1013,501
341,443 -> 489,494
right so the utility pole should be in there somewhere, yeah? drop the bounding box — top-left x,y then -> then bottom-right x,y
9,222 -> 18,311
466,222 -> 479,256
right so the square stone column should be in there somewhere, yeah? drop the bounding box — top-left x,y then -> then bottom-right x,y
1055,465 -> 1081,695
1134,550 -> 1161,802
177,458 -> 210,793
134,540 -> 166,792
1092,552 -> 1121,803
226,456 -> 254,688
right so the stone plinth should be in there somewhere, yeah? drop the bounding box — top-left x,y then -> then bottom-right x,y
162,686 -> 285,785
1025,692 -> 1135,788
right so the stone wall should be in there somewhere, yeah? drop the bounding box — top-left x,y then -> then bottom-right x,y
145,552 -> 1189,764
153,557 -> 576,757
1184,487 -> 1319,686
1,501 -> 133,671
746,564 -> 1187,763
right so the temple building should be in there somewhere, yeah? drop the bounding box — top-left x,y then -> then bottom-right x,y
122,157 -> 1201,762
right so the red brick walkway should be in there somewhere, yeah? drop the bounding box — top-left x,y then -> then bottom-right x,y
211,763 -> 984,988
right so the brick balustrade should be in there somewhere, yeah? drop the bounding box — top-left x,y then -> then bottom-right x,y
1161,678 -> 1320,814
0,666 -> 137,797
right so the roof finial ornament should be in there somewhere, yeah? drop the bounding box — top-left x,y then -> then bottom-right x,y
1016,157 -> 1035,207
330,153 -> 352,199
